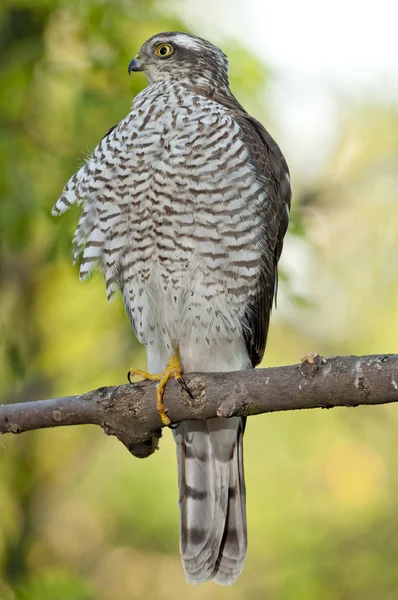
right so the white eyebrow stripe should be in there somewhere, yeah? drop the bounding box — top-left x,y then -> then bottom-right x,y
172,34 -> 201,49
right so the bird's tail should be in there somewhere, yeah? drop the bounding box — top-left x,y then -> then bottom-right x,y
173,416 -> 247,585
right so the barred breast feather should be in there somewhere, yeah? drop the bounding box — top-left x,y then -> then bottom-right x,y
53,81 -> 269,355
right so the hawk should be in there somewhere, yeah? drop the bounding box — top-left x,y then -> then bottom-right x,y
53,32 -> 291,585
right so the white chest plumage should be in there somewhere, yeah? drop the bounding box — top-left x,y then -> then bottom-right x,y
54,82 -> 266,369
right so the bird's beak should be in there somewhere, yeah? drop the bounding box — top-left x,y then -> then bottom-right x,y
128,53 -> 144,74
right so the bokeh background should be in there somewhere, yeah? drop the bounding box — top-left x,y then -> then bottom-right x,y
1,0 -> 398,598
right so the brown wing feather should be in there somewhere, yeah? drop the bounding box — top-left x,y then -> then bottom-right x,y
194,86 -> 291,366
238,114 -> 291,365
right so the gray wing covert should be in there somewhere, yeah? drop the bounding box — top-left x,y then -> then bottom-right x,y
234,114 -> 291,366
192,87 -> 291,366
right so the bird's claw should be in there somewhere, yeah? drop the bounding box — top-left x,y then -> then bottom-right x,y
127,353 -> 192,426
176,375 -> 194,399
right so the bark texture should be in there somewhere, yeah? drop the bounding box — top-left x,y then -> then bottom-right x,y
1,354 -> 397,458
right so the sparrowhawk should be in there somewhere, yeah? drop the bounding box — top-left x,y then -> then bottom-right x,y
53,31 -> 291,585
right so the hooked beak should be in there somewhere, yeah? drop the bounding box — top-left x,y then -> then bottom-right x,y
128,53 -> 144,74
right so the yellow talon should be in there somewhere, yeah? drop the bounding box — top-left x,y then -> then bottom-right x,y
128,352 -> 190,426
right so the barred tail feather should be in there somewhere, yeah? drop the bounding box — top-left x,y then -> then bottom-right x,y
212,418 -> 247,584
173,416 -> 247,585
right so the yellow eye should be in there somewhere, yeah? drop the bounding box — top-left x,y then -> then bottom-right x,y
155,43 -> 174,58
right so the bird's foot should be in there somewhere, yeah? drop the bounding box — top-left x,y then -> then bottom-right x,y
128,353 -> 192,426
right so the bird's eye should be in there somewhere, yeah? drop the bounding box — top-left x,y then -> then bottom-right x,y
155,43 -> 174,58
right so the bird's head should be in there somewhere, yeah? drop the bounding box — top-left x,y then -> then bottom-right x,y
128,32 -> 230,90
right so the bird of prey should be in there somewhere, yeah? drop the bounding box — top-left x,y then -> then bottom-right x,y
53,31 -> 291,585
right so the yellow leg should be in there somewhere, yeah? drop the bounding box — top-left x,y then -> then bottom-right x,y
128,352 -> 192,426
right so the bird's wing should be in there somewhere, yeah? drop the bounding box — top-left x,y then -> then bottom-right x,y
231,112 -> 291,366
193,87 -> 291,366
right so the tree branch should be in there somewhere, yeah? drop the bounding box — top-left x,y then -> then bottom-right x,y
1,354 -> 397,458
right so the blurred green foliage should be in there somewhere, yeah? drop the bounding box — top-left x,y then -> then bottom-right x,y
1,1 -> 398,599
